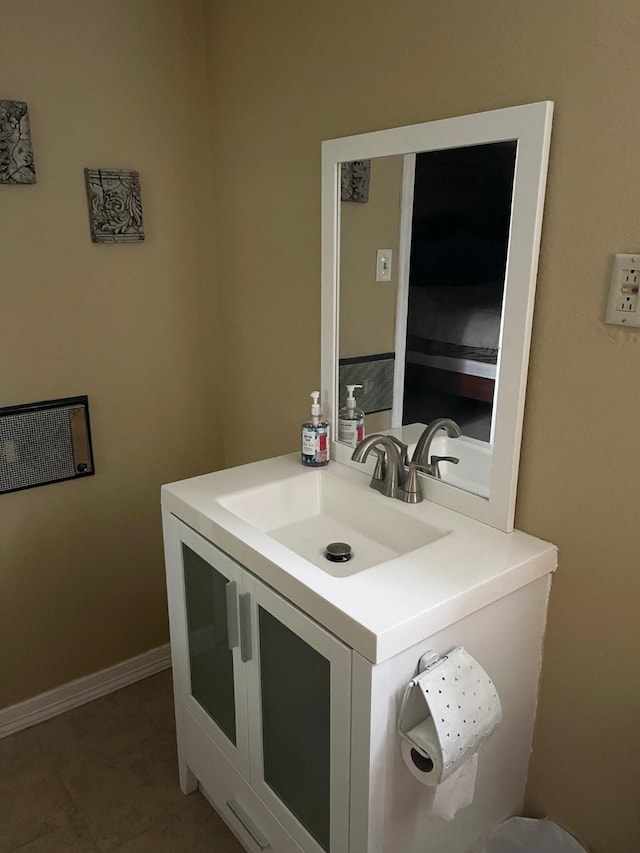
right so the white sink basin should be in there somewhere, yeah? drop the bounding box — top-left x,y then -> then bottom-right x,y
219,468 -> 446,577
428,434 -> 491,498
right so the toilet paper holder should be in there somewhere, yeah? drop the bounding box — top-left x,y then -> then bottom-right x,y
397,646 -> 502,778
397,650 -> 441,758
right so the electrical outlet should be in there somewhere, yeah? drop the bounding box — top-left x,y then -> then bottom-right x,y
606,254 -> 640,326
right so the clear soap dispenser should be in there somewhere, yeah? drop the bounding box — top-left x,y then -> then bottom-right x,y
338,384 -> 365,447
301,391 -> 330,467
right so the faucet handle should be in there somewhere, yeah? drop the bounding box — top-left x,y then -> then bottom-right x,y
351,434 -> 407,500
429,455 -> 459,480
370,446 -> 387,488
400,462 -> 431,504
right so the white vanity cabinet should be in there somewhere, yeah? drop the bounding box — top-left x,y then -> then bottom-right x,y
162,455 -> 557,853
163,513 -> 352,853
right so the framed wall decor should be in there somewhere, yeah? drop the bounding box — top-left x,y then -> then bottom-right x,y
84,168 -> 145,243
0,100 -> 36,184
340,159 -> 370,203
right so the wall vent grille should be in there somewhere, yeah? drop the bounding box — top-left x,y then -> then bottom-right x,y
0,396 -> 95,494
339,355 -> 394,414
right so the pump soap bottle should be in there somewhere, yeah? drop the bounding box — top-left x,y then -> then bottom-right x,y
301,392 -> 330,467
338,384 -> 365,447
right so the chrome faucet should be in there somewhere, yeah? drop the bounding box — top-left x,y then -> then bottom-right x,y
411,418 -> 461,478
351,435 -> 407,499
351,419 -> 462,504
368,435 -> 409,485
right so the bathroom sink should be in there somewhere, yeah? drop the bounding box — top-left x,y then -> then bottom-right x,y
427,433 -> 491,498
218,468 -> 446,577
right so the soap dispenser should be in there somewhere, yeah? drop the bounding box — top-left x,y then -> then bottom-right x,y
301,392 -> 330,467
338,384 -> 365,447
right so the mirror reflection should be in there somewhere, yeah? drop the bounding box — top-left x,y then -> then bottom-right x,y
325,102 -> 553,528
338,141 -> 517,461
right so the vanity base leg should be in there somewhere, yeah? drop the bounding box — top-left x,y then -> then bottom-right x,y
180,763 -> 198,795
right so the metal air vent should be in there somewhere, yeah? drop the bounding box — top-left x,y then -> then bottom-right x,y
0,395 -> 95,494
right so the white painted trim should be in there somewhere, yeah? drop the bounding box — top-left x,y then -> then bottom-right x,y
0,643 -> 171,739
322,101 -> 553,532
391,153 -> 416,428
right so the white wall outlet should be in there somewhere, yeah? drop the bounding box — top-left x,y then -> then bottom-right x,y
606,253 -> 640,326
375,249 -> 393,282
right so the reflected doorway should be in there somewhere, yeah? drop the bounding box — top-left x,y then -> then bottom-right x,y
400,141 -> 517,441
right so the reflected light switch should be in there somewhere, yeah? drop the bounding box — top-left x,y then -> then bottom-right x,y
376,249 -> 393,282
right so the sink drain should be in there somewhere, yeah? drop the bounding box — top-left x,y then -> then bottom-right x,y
325,542 -> 353,563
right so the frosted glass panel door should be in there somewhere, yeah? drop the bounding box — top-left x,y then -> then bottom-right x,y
166,515 -> 249,777
245,576 -> 351,853
183,544 -> 236,743
259,606 -> 331,847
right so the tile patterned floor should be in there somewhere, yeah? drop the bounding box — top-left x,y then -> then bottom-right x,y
1,670 -> 244,852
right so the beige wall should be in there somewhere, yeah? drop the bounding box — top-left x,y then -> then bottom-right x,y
0,0 -> 223,706
3,2 -> 639,850
206,2 -> 640,851
339,155 -> 403,358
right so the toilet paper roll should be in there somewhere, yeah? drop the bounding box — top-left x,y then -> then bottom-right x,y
416,647 -> 501,783
430,752 -> 478,821
400,720 -> 478,819
400,717 -> 443,786
398,647 -> 502,789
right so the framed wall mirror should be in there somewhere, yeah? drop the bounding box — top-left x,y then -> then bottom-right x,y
321,102 -> 553,531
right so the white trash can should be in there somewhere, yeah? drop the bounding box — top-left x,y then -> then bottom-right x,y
476,818 -> 588,852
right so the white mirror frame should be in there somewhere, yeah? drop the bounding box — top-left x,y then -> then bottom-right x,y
321,101 -> 553,532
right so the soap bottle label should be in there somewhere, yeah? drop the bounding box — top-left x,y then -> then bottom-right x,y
301,424 -> 330,466
302,428 -> 317,456
338,418 -> 364,447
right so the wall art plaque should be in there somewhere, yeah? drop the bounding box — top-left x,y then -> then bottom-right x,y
84,168 -> 144,243
0,100 -> 36,184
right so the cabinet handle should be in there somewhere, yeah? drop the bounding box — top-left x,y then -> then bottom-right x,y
239,592 -> 252,662
226,581 -> 239,650
226,799 -> 270,849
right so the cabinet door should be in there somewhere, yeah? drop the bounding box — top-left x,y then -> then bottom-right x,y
164,514 -> 250,778
244,575 -> 351,853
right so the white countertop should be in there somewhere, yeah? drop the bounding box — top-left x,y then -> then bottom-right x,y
161,454 -> 557,664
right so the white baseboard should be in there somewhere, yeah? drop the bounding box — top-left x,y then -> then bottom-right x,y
0,643 -> 171,739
